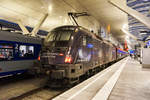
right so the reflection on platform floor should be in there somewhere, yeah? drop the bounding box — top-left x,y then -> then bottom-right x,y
108,58 -> 150,100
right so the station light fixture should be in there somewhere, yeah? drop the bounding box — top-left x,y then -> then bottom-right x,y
143,0 -> 149,1
122,24 -> 128,30
48,5 -> 52,12
126,36 -> 129,40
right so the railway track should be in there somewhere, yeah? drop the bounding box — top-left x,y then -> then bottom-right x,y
0,74 -> 67,100
9,60 -> 121,100
9,86 -> 68,100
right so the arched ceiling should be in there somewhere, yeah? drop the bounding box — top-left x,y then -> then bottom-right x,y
0,0 -> 129,44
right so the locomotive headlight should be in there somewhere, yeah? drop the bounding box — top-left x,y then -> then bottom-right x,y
65,55 -> 72,63
38,56 -> 40,61
71,36 -> 74,40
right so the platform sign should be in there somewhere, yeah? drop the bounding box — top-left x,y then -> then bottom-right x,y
128,50 -> 134,54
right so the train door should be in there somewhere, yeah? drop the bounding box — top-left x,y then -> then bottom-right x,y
92,39 -> 99,67
108,45 -> 113,62
98,41 -> 103,65
105,44 -> 109,63
101,42 -> 105,64
112,46 -> 117,61
102,42 -> 108,64
76,35 -> 92,72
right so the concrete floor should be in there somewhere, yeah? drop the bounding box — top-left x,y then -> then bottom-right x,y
108,58 -> 150,100
53,57 -> 150,100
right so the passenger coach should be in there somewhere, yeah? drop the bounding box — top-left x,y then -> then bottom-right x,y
0,30 -> 41,77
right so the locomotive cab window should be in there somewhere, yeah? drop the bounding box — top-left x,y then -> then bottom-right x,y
19,45 -> 34,58
46,32 -> 56,42
45,30 -> 73,47
46,31 -> 72,42
0,43 -> 13,61
56,31 -> 72,41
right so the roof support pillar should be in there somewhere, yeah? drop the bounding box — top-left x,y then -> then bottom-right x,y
16,20 -> 29,35
121,29 -> 137,40
31,13 -> 48,36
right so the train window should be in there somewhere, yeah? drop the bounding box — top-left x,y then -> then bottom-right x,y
19,45 -> 34,58
0,43 -> 13,61
56,33 -> 61,41
46,32 -> 56,42
59,31 -> 71,41
46,31 -> 72,42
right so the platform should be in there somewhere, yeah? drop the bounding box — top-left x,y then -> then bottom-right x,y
53,57 -> 150,100
108,58 -> 150,100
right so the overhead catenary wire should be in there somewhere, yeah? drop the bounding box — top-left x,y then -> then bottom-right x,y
62,0 -> 94,26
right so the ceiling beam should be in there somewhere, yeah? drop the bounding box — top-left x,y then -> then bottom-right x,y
121,28 -> 137,40
16,20 -> 29,35
31,13 -> 48,36
109,0 -> 150,29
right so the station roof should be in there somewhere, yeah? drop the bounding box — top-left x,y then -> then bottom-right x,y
0,0 -> 149,48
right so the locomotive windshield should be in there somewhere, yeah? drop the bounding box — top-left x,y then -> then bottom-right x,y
44,30 -> 73,47
46,31 -> 71,42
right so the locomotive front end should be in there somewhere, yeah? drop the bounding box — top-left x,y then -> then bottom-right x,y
41,27 -> 74,66
41,26 -> 78,86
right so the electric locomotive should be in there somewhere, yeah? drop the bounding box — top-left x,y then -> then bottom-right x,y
41,25 -> 127,87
